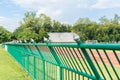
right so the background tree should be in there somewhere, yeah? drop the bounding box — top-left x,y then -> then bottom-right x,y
72,17 -> 93,41
12,12 -> 120,43
17,28 -> 38,40
14,12 -> 71,42
0,26 -> 12,43
38,14 -> 52,32
112,14 -> 120,24
72,15 -> 120,42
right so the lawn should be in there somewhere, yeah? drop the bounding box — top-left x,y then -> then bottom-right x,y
0,46 -> 32,80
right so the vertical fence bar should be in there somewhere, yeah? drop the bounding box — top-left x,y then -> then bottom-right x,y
34,44 -> 45,80
81,48 -> 101,80
34,56 -> 36,80
27,55 -> 29,72
27,45 -> 36,80
103,50 -> 119,79
96,49 -> 112,79
42,60 -> 45,80
60,67 -> 63,80
113,50 -> 120,64
47,41 -> 63,80
89,49 -> 106,79
77,40 -> 102,80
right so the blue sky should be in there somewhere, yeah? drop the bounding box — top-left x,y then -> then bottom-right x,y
0,0 -> 120,32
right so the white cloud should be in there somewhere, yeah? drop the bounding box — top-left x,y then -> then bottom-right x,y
92,0 -> 120,9
12,0 -> 39,9
12,0 -> 61,10
11,0 -> 101,25
77,0 -> 95,8
0,16 -> 6,22
0,16 -> 19,32
12,0 -> 98,25
36,7 -> 62,20
12,0 -> 64,20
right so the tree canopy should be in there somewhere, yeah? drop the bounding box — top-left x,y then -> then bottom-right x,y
0,26 -> 12,43
1,12 -> 120,43
13,12 -> 71,42
72,14 -> 120,42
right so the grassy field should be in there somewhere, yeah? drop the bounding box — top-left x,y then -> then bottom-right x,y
0,46 -> 32,80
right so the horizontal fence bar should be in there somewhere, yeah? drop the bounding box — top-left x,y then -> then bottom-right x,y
4,42 -> 120,50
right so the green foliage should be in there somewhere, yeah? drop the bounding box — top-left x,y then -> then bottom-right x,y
0,26 -> 12,43
38,14 -> 52,32
38,28 -> 49,42
18,28 -> 38,40
13,12 -> 71,42
52,20 -> 71,32
2,12 -> 120,43
112,14 -> 120,24
72,14 -> 120,42
13,27 -> 24,39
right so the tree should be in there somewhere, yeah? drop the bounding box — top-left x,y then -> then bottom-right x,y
38,14 -> 52,32
52,20 -> 61,32
71,18 -> 93,41
85,25 -> 97,40
71,24 -> 87,41
72,15 -> 119,42
52,20 -> 71,32
99,16 -> 111,25
74,18 -> 91,25
13,27 -> 24,39
112,14 -> 120,24
17,28 -> 38,40
20,12 -> 40,33
0,26 -> 12,43
14,12 -> 52,42
38,28 -> 49,42
14,12 -> 120,43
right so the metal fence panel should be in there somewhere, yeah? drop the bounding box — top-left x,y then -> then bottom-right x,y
4,41 -> 120,80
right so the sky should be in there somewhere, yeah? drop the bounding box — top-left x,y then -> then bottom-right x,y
0,0 -> 120,32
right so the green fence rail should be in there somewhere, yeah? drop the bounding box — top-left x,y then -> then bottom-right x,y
4,40 -> 120,80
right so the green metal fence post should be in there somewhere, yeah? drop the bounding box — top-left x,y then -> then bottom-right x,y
21,41 -> 30,73
33,56 -> 36,80
18,45 -> 27,69
60,67 -> 63,80
42,60 -> 45,80
46,41 -> 63,80
21,44 -> 31,69
25,45 -> 36,80
34,44 -> 45,80
76,40 -> 102,80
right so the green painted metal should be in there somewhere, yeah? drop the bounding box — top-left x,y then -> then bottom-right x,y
80,48 -> 102,80
3,40 -> 120,80
47,41 -> 63,80
42,60 -> 45,80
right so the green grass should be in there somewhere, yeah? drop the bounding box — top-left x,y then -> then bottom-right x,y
0,46 -> 32,80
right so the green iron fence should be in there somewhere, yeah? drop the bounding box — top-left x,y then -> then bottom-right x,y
4,40 -> 120,80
